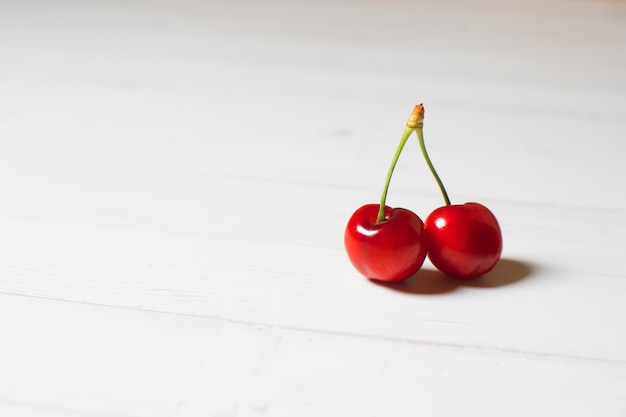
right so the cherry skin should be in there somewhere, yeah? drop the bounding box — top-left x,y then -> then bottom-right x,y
345,204 -> 428,283
424,202 -> 502,279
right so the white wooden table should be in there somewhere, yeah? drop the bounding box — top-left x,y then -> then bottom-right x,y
1,0 -> 625,415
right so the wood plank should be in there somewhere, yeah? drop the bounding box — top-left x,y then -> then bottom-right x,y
1,294 -> 625,417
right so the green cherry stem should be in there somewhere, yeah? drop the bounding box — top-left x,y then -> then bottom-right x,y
376,105 -> 423,223
414,106 -> 451,206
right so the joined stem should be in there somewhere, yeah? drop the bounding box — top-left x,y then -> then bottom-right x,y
376,104 -> 451,223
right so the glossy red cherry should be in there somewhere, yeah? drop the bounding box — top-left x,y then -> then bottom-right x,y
345,204 -> 427,282
413,104 -> 503,279
345,106 -> 428,282
425,202 -> 502,279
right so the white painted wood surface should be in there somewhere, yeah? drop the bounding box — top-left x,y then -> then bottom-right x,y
1,0 -> 625,415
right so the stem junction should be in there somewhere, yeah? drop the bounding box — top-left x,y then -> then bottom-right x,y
376,104 -> 451,224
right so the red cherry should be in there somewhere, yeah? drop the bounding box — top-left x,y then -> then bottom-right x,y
425,202 -> 502,279
345,204 -> 427,282
345,106 -> 429,282
412,104 -> 503,279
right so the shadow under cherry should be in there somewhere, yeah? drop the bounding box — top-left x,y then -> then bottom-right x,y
370,258 -> 534,295
462,258 -> 534,288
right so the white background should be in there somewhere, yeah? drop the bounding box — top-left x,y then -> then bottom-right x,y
1,0 -> 625,416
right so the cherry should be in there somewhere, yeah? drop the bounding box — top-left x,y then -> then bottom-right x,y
414,104 -> 503,279
344,106 -> 428,282
344,204 -> 427,282
425,203 -> 502,279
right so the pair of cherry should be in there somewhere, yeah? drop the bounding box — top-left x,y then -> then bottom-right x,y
344,105 -> 503,283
